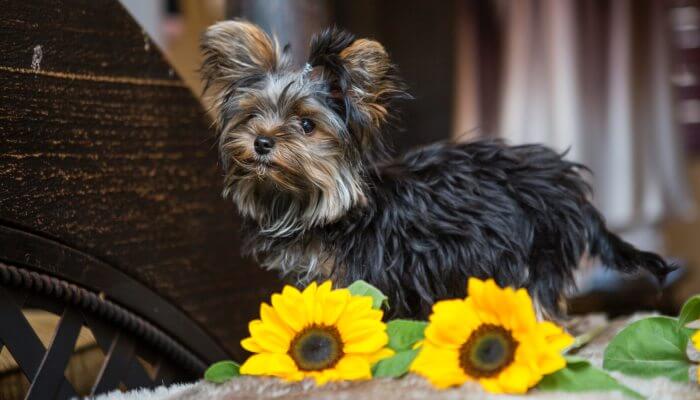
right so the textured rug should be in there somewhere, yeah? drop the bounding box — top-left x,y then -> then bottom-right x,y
94,315 -> 700,400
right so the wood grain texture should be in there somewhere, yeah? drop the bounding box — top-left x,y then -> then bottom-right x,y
0,0 -> 280,358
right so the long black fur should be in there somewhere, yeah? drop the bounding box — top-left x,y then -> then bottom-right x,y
244,139 -> 674,319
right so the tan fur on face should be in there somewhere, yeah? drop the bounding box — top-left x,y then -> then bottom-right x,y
218,74 -> 366,233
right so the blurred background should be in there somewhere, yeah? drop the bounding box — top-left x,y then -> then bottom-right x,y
122,0 -> 700,312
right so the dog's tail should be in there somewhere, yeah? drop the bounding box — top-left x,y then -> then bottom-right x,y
584,204 -> 675,284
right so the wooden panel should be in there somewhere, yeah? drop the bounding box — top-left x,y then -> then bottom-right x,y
0,0 -> 280,358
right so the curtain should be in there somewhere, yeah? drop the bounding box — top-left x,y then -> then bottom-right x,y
455,0 -> 695,247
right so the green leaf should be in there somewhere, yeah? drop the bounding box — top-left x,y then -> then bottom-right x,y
679,295 -> 700,328
372,349 -> 419,378
371,317 -> 424,377
386,319 -> 427,351
603,316 -> 692,382
348,280 -> 389,310
538,357 -> 643,399
204,360 -> 240,383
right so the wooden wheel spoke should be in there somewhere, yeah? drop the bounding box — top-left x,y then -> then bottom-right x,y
0,287 -> 78,398
92,332 -> 136,395
87,313 -> 160,392
27,307 -> 83,399
123,357 -> 156,389
0,287 -> 49,379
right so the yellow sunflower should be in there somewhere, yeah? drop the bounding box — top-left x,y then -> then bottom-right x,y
239,281 -> 393,385
410,278 -> 573,394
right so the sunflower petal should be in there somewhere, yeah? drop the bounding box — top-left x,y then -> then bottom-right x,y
411,346 -> 468,390
334,355 -> 372,380
467,277 -> 485,299
508,288 -> 537,331
410,343 -> 461,376
302,281 -> 319,324
260,303 -> 294,339
343,331 -> 388,354
537,351 -> 567,375
480,280 -> 511,324
339,319 -> 386,343
424,299 -> 478,347
424,370 -> 470,389
240,353 -> 298,379
494,363 -> 536,394
248,319 -> 290,352
272,287 -> 308,331
537,321 -> 574,351
241,337 -> 264,353
320,289 -> 350,326
368,347 -> 395,364
338,296 -> 379,323
312,281 -> 333,325
310,370 -> 334,385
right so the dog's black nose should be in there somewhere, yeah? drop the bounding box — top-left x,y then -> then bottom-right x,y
254,136 -> 275,155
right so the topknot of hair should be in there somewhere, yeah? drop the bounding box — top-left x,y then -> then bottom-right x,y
308,27 -> 357,67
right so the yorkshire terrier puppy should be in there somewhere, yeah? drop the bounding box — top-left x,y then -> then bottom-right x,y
200,21 -> 673,319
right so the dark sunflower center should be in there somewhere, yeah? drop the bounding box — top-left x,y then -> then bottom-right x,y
459,324 -> 518,378
288,325 -> 344,371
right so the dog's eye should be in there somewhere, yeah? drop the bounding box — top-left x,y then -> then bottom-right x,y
300,118 -> 316,134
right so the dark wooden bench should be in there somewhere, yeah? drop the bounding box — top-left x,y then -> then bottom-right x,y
0,1 -> 279,398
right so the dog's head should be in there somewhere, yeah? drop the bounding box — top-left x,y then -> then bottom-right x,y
200,21 -> 407,234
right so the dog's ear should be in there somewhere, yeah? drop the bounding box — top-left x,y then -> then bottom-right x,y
308,28 -> 408,132
200,20 -> 285,126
